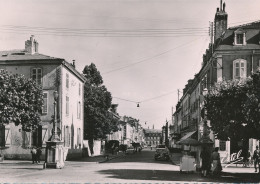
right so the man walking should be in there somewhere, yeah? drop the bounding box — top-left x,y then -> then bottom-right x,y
253,145 -> 260,173
36,147 -> 42,164
31,147 -> 37,164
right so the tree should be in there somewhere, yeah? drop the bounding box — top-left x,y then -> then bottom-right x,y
205,70 -> 260,141
0,71 -> 43,131
82,63 -> 119,152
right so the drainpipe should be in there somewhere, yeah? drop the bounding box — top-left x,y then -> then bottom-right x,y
252,50 -> 255,74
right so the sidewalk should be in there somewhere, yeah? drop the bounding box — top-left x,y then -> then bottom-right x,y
0,151 -> 125,167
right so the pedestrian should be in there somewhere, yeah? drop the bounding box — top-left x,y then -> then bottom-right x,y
211,147 -> 222,176
242,149 -> 251,167
253,145 -> 260,173
200,146 -> 211,177
36,147 -> 42,164
31,147 -> 37,164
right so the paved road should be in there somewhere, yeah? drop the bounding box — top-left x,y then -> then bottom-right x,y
0,148 -> 260,183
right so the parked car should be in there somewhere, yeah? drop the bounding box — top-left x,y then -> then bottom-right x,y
126,146 -> 135,154
154,147 -> 170,161
156,144 -> 166,148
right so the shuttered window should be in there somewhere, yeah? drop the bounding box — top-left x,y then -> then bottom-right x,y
233,59 -> 247,79
32,68 -> 42,85
42,127 -> 48,147
64,126 -> 70,147
66,73 -> 69,89
42,92 -> 48,114
66,96 -> 69,115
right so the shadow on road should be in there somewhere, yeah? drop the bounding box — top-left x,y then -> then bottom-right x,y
98,169 -> 260,182
105,151 -> 172,165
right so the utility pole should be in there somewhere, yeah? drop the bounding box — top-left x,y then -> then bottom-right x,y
209,21 -> 214,53
177,89 -> 180,101
165,120 -> 169,147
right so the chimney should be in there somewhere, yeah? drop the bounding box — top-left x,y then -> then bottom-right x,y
71,60 -> 76,68
214,1 -> 228,42
25,35 -> 39,54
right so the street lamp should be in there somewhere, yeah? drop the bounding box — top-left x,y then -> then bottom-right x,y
51,91 -> 60,141
44,90 -> 64,169
199,88 -> 214,145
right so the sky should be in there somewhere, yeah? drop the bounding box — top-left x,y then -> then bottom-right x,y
0,0 -> 259,130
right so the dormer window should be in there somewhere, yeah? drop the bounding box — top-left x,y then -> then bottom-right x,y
236,33 -> 243,44
234,28 -> 246,45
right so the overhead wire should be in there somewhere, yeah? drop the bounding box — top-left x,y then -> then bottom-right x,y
113,89 -> 178,105
102,36 -> 207,75
0,24 -> 208,37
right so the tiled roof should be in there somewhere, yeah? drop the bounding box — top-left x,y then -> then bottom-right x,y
144,129 -> 161,134
230,20 -> 260,29
0,49 -> 86,82
0,50 -> 61,61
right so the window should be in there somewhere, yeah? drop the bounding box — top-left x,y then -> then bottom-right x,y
233,59 -> 247,79
42,127 -> 48,147
32,68 -> 42,85
66,96 -> 69,115
31,126 -> 42,147
0,125 -> 5,147
77,128 -> 81,148
77,101 -> 81,119
79,83 -> 81,96
64,126 -> 70,147
123,125 -> 126,139
66,73 -> 69,89
42,92 -> 48,114
234,28 -> 246,45
236,34 -> 243,44
219,140 -> 226,151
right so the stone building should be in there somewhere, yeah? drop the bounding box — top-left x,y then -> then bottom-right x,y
143,128 -> 162,147
0,35 -> 86,160
171,1 -> 260,161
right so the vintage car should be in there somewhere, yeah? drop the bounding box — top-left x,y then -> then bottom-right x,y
154,146 -> 170,161
125,146 -> 135,154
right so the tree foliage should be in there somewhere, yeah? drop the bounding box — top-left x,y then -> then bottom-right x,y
0,71 -> 43,131
83,63 -> 119,140
205,70 -> 260,141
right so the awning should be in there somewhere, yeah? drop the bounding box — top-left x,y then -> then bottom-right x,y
177,131 -> 197,143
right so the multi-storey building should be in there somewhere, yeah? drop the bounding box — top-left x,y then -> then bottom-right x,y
0,35 -> 86,160
171,1 -> 260,160
143,128 -> 162,147
107,115 -> 144,147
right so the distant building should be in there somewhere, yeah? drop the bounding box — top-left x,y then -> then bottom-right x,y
143,128 -> 162,147
0,35 -> 86,160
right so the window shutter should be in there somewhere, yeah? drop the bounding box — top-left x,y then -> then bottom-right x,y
42,128 -> 48,146
5,128 -> 11,145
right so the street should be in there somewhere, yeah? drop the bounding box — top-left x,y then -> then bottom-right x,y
0,148 -> 260,183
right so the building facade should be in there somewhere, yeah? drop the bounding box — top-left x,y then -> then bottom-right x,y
171,1 -> 260,161
0,36 -> 86,160
143,128 -> 162,147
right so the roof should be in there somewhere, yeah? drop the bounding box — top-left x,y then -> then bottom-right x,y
0,49 -> 86,82
144,128 -> 161,134
0,50 -> 62,61
229,20 -> 260,29
216,21 -> 260,51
